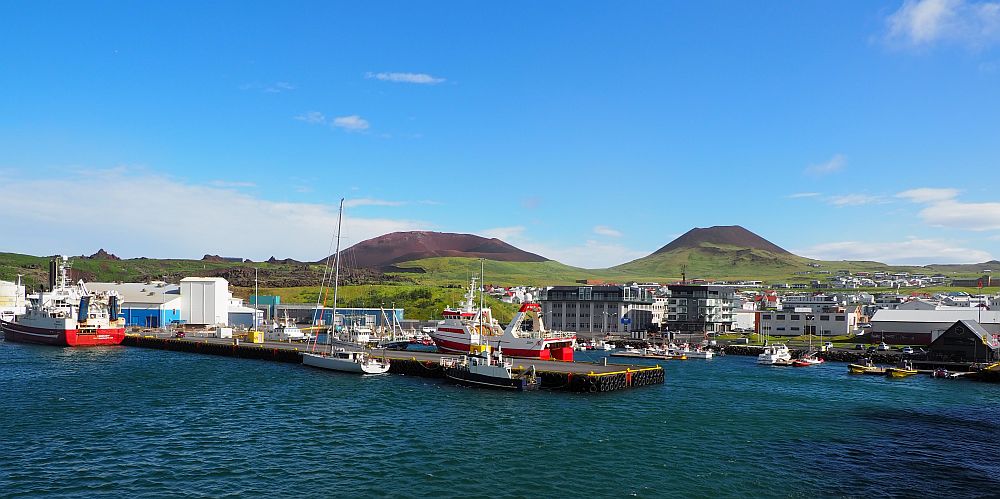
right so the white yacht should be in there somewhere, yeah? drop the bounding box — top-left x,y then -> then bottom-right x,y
757,343 -> 792,365
302,348 -> 390,375
264,314 -> 306,342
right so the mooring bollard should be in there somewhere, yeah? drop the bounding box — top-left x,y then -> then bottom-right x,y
603,358 -> 608,366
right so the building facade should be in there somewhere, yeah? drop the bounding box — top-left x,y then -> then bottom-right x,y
664,285 -> 735,333
538,285 -> 654,338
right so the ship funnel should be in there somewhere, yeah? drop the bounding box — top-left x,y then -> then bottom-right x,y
78,296 -> 91,322
109,296 -> 120,320
48,259 -> 58,290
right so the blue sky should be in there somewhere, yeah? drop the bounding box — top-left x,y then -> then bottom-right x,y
1,1 -> 999,267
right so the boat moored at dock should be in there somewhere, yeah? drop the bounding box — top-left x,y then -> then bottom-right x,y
0,256 -> 125,347
302,348 -> 390,375
440,344 -> 540,391
757,344 -> 792,365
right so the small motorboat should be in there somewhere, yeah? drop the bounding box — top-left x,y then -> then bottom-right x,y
848,358 -> 886,375
792,353 -> 825,367
931,368 -> 950,378
886,360 -> 919,378
757,343 -> 792,365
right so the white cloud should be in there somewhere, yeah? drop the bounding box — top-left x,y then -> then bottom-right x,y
805,154 -> 846,175
295,111 -> 326,124
886,0 -> 1000,47
896,187 -> 960,203
827,194 -> 884,206
915,199 -> 1000,230
365,72 -> 445,84
788,192 -> 821,199
0,169 -> 428,261
593,225 -> 623,237
480,226 -> 526,241
332,115 -> 370,131
343,198 -> 405,208
210,180 -> 256,188
894,187 -> 1000,230
797,238 -> 993,265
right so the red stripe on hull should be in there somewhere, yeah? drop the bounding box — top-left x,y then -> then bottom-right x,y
432,337 -> 561,359
1,320 -> 125,347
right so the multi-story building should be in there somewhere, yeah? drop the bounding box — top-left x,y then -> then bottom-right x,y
538,285 -> 654,339
663,285 -> 735,333
758,306 -> 860,337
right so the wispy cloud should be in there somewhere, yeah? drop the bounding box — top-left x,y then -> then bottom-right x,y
896,187 -> 960,203
885,0 -> 1000,48
295,111 -> 326,124
210,180 -> 256,188
895,187 -> 1000,230
827,194 -> 885,206
797,237 -> 993,265
788,192 -> 821,199
344,198 -> 405,208
332,115 -> 370,131
593,225 -> 622,237
241,81 -> 296,93
805,154 -> 846,176
365,72 -> 445,84
0,169 -> 428,260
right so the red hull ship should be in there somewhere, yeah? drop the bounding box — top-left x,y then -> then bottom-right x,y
0,255 -> 125,347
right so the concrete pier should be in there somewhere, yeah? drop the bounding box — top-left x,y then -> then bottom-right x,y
122,335 -> 664,393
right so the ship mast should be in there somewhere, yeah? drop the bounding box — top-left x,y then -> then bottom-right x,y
329,198 -> 345,354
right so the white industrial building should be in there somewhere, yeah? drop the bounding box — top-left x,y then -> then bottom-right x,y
0,279 -> 27,322
180,277 -> 231,326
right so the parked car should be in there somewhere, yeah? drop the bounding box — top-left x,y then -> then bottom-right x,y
876,342 -> 890,351
823,342 -> 834,349
174,331 -> 186,339
854,343 -> 865,350
902,346 -> 914,354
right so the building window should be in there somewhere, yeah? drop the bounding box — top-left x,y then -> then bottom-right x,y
763,314 -> 772,320
791,327 -> 800,331
820,315 -> 830,321
836,316 -> 846,321
791,315 -> 800,320
777,315 -> 785,320
776,327 -> 785,331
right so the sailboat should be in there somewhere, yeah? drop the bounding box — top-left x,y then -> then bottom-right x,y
301,198 -> 391,375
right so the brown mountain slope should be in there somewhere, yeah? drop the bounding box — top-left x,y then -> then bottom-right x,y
329,231 -> 548,269
654,225 -> 791,255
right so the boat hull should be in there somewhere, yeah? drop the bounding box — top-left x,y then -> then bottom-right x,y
886,368 -> 918,378
442,367 -> 540,391
431,335 -> 574,361
301,352 -> 390,374
1,320 -> 125,347
848,364 -> 886,375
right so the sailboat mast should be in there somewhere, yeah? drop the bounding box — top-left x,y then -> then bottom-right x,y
329,198 -> 345,352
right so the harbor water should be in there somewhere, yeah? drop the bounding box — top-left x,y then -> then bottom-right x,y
2,342 -> 998,497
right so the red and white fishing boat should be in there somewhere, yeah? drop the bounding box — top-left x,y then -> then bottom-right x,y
0,256 -> 125,347
430,278 -> 576,360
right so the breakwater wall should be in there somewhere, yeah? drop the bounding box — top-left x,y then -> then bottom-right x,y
123,335 -> 303,363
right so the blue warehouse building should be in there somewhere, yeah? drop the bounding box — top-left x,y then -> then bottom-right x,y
88,281 -> 183,328
277,305 -> 404,329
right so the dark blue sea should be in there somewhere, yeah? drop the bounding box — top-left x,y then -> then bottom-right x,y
2,341 -> 998,498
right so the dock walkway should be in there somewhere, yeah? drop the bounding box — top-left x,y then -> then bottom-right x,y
123,335 -> 664,393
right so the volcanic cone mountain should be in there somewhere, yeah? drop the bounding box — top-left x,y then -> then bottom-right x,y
614,225 -> 804,279
329,231 -> 548,270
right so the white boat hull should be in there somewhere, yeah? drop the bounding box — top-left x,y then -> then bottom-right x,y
301,352 -> 390,374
